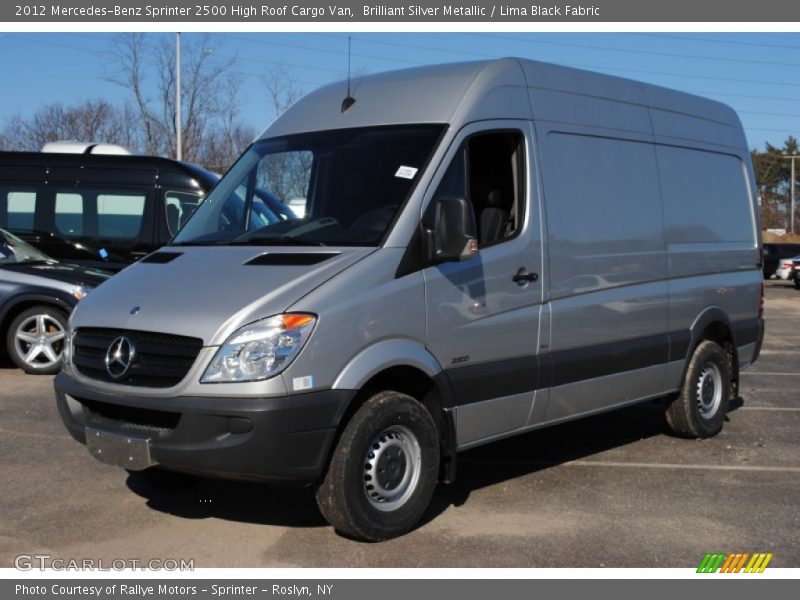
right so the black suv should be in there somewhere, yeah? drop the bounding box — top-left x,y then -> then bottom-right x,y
0,149 -> 220,271
0,228 -> 108,374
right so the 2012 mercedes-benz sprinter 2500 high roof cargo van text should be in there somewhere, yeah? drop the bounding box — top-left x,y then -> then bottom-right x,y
55,58 -> 764,541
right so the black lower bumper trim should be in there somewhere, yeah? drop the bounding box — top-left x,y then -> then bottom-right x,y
54,372 -> 355,484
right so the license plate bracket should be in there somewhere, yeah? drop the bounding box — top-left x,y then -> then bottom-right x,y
85,427 -> 155,471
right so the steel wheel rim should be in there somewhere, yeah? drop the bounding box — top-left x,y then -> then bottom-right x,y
363,425 -> 422,512
696,361 -> 723,419
13,314 -> 65,370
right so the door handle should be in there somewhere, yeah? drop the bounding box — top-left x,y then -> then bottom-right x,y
512,267 -> 539,285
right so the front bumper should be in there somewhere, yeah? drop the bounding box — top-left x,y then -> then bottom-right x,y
54,372 -> 355,484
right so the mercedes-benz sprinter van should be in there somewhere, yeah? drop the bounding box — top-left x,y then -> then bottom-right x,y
55,58 -> 764,541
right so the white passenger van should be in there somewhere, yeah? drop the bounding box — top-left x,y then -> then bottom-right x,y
55,59 -> 764,540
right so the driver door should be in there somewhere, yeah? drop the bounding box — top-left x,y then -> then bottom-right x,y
423,121 -> 544,447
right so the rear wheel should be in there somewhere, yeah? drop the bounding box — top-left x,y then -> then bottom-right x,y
6,306 -> 68,375
665,340 -> 731,438
315,391 -> 440,541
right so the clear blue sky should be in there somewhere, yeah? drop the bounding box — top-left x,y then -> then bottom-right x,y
1,31 -> 798,152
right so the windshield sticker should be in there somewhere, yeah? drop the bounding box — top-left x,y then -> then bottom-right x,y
395,165 -> 418,180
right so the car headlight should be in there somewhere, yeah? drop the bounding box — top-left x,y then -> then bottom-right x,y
71,285 -> 91,301
201,313 -> 316,383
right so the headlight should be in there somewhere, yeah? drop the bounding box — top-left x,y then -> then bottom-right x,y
71,285 -> 91,301
201,313 -> 316,383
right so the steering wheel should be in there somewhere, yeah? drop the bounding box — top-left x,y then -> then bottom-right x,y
350,205 -> 398,231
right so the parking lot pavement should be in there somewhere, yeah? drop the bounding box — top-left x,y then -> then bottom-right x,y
0,282 -> 798,568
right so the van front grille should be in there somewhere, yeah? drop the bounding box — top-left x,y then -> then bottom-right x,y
73,328 -> 203,388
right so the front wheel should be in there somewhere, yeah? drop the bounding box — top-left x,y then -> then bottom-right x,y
794,276 -> 800,289
665,340 -> 731,438
6,306 -> 68,375
315,391 -> 440,541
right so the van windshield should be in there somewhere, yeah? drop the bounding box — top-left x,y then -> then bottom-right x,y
0,228 -> 53,264
173,125 -> 444,247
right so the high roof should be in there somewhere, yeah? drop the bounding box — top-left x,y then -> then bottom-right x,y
260,59 -> 529,138
259,57 -> 746,152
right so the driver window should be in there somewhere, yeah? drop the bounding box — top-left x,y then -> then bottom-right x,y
433,131 -> 525,248
217,174 -> 296,233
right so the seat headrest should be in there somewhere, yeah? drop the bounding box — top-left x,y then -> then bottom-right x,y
486,189 -> 503,207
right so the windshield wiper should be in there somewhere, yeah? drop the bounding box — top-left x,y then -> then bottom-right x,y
228,236 -> 327,247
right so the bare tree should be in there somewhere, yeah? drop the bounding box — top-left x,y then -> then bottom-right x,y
105,33 -> 162,154
1,35 -> 272,173
258,65 -> 311,200
197,73 -> 257,173
200,123 -> 256,174
106,32 -> 245,166
262,63 -> 304,119
0,100 -> 133,152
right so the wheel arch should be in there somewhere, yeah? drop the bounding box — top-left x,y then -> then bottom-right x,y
332,339 -> 443,390
679,307 -> 739,400
330,341 -> 457,484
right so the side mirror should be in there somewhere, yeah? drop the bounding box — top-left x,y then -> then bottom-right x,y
426,196 -> 478,263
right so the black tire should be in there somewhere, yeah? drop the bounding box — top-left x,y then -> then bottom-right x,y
6,306 -> 69,375
665,340 -> 731,438
315,391 -> 440,541
794,277 -> 800,290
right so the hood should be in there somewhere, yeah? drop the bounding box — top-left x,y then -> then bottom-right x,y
70,246 -> 375,345
1,261 -> 111,288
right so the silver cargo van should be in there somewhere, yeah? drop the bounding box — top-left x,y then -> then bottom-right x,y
55,58 -> 764,541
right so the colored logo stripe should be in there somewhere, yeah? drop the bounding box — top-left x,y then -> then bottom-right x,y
733,553 -> 749,573
745,553 -> 774,573
720,553 -> 737,572
697,552 -> 773,573
697,553 -> 712,573
697,553 -> 725,573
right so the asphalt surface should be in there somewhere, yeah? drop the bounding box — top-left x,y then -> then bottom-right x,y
0,282 -> 798,568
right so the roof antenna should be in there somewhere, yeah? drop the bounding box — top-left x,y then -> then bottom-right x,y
341,35 -> 356,113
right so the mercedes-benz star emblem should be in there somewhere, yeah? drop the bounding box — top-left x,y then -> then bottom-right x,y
105,336 -> 135,380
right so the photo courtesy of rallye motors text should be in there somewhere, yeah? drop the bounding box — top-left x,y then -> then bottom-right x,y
55,57 -> 763,542
16,585 -> 199,597
16,584 -> 334,597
